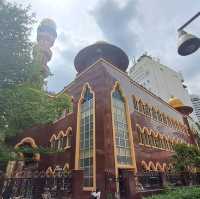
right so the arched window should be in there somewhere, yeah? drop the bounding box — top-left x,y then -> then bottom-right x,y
138,100 -> 144,113
112,85 -> 132,165
50,135 -> 57,150
152,107 -> 157,120
162,114 -> 167,125
133,95 -> 139,111
58,137 -> 63,150
149,134 -> 154,146
157,111 -> 163,123
65,129 -> 72,148
57,132 -> 64,150
144,128 -> 150,146
78,85 -> 95,187
144,104 -> 151,117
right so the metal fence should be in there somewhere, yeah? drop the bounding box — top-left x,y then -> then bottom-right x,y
136,172 -> 200,191
1,172 -> 72,199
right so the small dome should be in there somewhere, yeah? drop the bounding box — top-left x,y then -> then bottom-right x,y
74,42 -> 129,73
40,18 -> 57,30
168,96 -> 193,115
168,97 -> 184,108
37,18 -> 57,39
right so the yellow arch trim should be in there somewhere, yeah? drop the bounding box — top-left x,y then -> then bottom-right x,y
46,166 -> 54,176
57,130 -> 65,138
156,162 -> 163,171
15,137 -> 37,149
65,127 -> 72,136
50,134 -> 57,142
148,161 -> 156,171
63,163 -> 69,172
75,82 -> 96,191
143,127 -> 151,135
141,160 -> 148,171
111,81 -> 137,192
15,137 -> 40,161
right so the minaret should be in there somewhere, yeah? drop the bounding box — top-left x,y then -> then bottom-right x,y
33,18 -> 57,78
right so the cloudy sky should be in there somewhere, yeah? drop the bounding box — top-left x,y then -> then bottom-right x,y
11,0 -> 200,94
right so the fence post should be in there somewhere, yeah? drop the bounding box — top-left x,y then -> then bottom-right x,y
71,169 -> 83,199
160,172 -> 167,188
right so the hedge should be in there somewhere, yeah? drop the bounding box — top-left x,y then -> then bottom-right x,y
145,187 -> 200,199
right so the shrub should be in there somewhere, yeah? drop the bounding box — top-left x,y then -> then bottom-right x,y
145,187 -> 200,199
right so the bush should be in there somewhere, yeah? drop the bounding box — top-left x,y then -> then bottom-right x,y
145,187 -> 200,199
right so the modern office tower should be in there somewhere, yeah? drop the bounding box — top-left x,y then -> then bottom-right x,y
129,54 -> 193,107
191,94 -> 200,122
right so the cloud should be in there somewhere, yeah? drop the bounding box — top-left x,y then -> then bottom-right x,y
90,0 -> 139,56
7,0 -> 200,95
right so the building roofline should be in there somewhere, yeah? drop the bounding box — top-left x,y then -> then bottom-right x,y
58,58 -> 182,114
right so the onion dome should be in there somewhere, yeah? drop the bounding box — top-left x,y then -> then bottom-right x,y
37,18 -> 57,47
74,41 -> 129,73
168,96 -> 193,115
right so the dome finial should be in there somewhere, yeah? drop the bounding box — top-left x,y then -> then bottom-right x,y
168,96 -> 193,115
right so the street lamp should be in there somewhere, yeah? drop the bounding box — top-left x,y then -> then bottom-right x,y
177,12 -> 200,56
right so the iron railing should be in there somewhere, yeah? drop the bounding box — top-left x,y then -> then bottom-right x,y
1,172 -> 72,199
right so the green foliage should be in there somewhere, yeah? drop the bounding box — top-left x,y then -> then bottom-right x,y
145,187 -> 200,199
0,85 -> 71,138
0,1 -> 35,88
0,1 -> 71,166
172,143 -> 200,173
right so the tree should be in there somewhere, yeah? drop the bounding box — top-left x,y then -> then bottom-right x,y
0,1 -> 35,88
171,143 -> 200,185
0,1 -> 71,166
172,143 -> 200,173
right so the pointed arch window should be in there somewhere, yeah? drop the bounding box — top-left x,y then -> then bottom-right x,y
152,108 -> 157,120
138,100 -> 144,113
112,87 -> 132,165
79,86 -> 94,187
133,95 -> 139,111
50,135 -> 57,150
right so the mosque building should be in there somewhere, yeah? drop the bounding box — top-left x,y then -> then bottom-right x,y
4,21 -> 199,199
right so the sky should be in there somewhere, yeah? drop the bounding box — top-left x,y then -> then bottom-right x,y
11,0 -> 200,95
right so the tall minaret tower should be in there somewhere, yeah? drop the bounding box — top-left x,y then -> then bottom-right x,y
33,18 -> 57,78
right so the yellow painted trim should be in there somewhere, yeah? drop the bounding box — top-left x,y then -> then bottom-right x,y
156,162 -> 163,172
15,137 -> 40,161
75,83 -> 96,190
57,130 -> 65,138
111,81 -> 137,192
148,161 -> 156,171
83,187 -> 95,191
46,166 -> 54,176
50,134 -> 57,142
15,137 -> 37,149
141,160 -> 148,171
133,94 -> 187,136
63,163 -> 69,172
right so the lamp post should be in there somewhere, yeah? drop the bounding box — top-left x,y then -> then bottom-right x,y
177,12 -> 200,56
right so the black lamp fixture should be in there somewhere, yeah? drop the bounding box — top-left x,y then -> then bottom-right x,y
177,12 -> 200,56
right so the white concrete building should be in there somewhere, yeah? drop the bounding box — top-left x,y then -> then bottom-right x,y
190,95 -> 200,122
129,54 -> 196,118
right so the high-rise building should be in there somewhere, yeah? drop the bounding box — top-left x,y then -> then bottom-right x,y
191,94 -> 200,122
129,54 -> 197,120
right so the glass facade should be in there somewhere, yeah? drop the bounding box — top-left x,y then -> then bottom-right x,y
79,87 -> 94,187
112,89 -> 132,165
